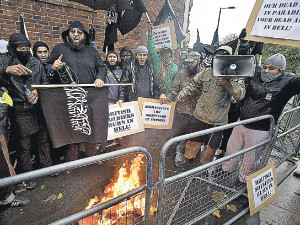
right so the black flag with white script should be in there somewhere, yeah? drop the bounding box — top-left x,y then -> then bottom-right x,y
118,0 -> 147,35
38,87 -> 109,148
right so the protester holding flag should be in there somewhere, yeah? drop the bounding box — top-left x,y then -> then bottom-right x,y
223,53 -> 300,184
116,45 -> 166,153
147,23 -> 178,96
0,33 -> 52,189
117,45 -> 166,104
47,21 -> 107,167
175,46 -> 245,167
48,21 -> 106,85
105,51 -> 123,104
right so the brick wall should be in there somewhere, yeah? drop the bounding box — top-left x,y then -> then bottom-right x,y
0,0 -> 186,56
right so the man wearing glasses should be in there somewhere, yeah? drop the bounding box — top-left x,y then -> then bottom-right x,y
223,53 -> 300,185
47,21 -> 107,166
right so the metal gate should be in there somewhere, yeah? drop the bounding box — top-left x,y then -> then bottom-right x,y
0,147 -> 153,225
156,115 -> 275,225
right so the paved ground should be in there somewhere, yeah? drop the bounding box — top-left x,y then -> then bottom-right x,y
259,160 -> 300,225
0,143 -> 299,225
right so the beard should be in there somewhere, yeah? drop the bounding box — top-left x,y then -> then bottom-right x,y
68,37 -> 86,51
187,65 -> 198,75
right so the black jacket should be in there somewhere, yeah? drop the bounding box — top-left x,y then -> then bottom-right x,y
119,59 -> 166,102
0,53 -> 48,103
0,53 -> 49,137
47,43 -> 106,84
240,67 -> 300,131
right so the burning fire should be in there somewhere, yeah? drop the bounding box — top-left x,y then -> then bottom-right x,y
79,154 -> 146,225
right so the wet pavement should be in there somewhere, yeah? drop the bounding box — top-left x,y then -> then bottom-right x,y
259,159 -> 300,225
0,142 -> 299,225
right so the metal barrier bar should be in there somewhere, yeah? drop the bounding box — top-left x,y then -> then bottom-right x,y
274,106 -> 300,137
164,138 -> 271,185
224,159 -> 298,225
270,106 -> 300,167
50,185 -> 146,225
0,146 -> 152,225
157,115 -> 274,225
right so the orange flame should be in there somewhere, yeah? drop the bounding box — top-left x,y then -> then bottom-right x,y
79,154 -> 145,225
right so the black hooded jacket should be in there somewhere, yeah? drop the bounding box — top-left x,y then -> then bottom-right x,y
240,66 -> 300,131
118,59 -> 166,102
47,21 -> 106,84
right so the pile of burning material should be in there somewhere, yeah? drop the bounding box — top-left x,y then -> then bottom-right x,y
79,154 -> 146,225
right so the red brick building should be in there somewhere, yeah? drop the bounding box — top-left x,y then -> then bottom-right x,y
0,0 -> 192,56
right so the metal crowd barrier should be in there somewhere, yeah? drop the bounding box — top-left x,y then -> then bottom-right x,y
270,106 -> 300,167
156,115 -> 275,225
2,108 -> 300,225
0,147 -> 152,225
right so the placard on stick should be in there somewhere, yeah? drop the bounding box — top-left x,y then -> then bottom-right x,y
138,97 -> 175,129
246,162 -> 278,216
142,21 -> 177,50
245,0 -> 300,47
107,101 -> 144,140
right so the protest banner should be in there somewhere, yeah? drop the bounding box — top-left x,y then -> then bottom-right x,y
138,97 -> 175,129
245,0 -> 300,47
246,162 -> 278,216
107,101 -> 144,140
142,21 -> 177,50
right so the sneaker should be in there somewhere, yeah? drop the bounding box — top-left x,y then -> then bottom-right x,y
215,149 -> 225,156
293,171 -> 300,178
64,169 -> 73,175
22,181 -> 37,190
175,157 -> 193,168
10,196 -> 30,207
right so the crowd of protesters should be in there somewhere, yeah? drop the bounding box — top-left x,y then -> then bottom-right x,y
0,19 -> 300,208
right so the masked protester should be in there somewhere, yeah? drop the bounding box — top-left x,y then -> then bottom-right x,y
147,23 -> 178,95
0,33 -> 52,189
47,21 -> 107,170
105,51 -> 123,104
223,53 -> 300,184
175,46 -> 245,167
119,46 -> 134,71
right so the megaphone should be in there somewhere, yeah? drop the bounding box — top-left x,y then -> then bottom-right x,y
213,55 -> 256,78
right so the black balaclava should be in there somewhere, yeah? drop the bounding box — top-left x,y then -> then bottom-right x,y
120,46 -> 134,68
8,33 -> 31,65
